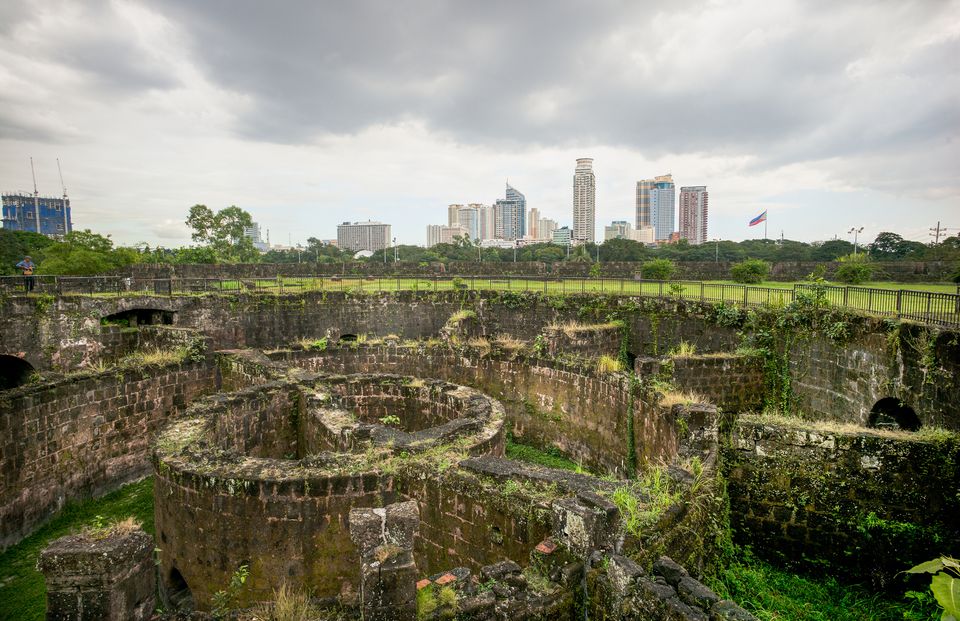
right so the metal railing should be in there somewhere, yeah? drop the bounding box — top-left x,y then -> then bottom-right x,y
2,274 -> 958,327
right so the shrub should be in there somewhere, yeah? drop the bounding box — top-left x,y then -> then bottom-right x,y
834,253 -> 873,284
730,259 -> 770,284
642,258 -> 676,281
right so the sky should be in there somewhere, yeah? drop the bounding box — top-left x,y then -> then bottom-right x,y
0,0 -> 958,248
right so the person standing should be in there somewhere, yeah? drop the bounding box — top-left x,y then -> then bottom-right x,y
15,256 -> 35,293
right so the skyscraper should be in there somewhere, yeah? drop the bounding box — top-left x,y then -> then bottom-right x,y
494,199 -> 523,240
637,174 -> 675,241
447,204 -> 462,227
474,203 -> 495,240
572,158 -> 595,243
456,205 -> 479,241
679,186 -> 709,245
494,184 -> 526,240
505,183 -> 526,237
635,180 -> 652,230
538,218 -> 557,240
337,221 -> 391,252
527,207 -> 540,239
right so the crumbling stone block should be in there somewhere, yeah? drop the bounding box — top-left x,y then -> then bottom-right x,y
710,599 -> 759,620
349,500 -> 421,621
37,526 -> 155,621
653,556 -> 689,587
551,491 -> 620,556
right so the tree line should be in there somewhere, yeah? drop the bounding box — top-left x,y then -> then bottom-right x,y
3,205 -> 958,276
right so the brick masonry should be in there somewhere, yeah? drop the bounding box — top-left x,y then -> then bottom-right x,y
722,420 -> 960,587
0,361 -> 216,548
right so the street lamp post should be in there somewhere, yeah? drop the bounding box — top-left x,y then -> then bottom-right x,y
393,238 -> 398,263
712,238 -> 720,263
848,227 -> 864,255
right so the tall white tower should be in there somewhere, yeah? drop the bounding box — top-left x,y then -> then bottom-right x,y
572,158 -> 595,243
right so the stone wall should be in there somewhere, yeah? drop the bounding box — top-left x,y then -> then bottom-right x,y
122,259 -> 956,282
722,419 -> 960,587
789,321 -> 960,429
271,345 -> 676,477
0,360 -> 216,548
668,354 -> 765,413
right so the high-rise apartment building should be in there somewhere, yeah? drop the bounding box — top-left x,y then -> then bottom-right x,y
527,207 -> 540,240
604,220 -> 655,244
572,158 -> 595,243
337,221 -> 391,252
678,186 -> 709,245
447,204 -> 462,227
243,222 -> 268,252
538,218 -> 558,241
475,203 -> 495,240
2,193 -> 73,237
426,224 -> 468,247
456,205 -> 479,241
636,174 -> 675,241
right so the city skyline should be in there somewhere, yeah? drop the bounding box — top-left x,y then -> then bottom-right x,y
0,1 -> 956,248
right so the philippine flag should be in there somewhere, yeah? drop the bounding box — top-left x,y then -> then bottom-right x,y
748,210 -> 767,227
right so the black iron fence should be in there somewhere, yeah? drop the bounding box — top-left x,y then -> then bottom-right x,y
2,274 -> 958,327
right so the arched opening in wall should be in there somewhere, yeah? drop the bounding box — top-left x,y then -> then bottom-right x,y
339,333 -> 358,342
166,567 -> 194,611
625,351 -> 638,371
0,355 -> 34,390
869,397 -> 921,432
101,308 -> 175,328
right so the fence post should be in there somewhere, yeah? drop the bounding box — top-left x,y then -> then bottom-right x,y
896,290 -> 902,317
700,281 -> 704,301
843,287 -> 849,307
743,285 -> 748,306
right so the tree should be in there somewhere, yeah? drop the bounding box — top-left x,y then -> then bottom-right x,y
185,205 -> 259,263
833,253 -> 874,284
641,258 -> 676,280
810,239 -> 855,261
35,230 -> 139,275
0,229 -> 55,275
730,259 -> 771,284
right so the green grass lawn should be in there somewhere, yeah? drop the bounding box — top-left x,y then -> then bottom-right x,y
0,478 -> 155,621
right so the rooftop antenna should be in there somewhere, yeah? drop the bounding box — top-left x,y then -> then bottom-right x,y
30,157 -> 40,233
57,158 -> 70,234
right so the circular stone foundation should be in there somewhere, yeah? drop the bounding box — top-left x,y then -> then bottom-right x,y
153,374 -> 504,610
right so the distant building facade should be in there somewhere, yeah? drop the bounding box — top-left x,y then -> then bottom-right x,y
678,186 -> 708,245
604,220 -> 655,244
337,221 -> 391,252
2,193 -> 72,237
552,226 -> 572,246
538,217 -> 558,241
447,204 -> 462,226
572,158 -> 595,243
636,174 -> 675,241
475,203 -> 495,240
456,205 -> 479,241
527,207 -> 540,240
426,224 -> 468,247
243,223 -> 268,252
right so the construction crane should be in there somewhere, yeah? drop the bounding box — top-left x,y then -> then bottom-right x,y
57,158 -> 69,234
30,157 -> 40,233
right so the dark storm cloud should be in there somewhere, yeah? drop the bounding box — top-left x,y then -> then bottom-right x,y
0,1 -> 178,142
154,0 -> 959,162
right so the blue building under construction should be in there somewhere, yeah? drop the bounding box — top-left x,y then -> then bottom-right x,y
2,193 -> 72,237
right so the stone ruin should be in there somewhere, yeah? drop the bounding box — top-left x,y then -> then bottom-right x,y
0,289 -> 957,620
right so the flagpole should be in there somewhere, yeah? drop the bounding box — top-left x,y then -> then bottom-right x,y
764,216 -> 768,240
